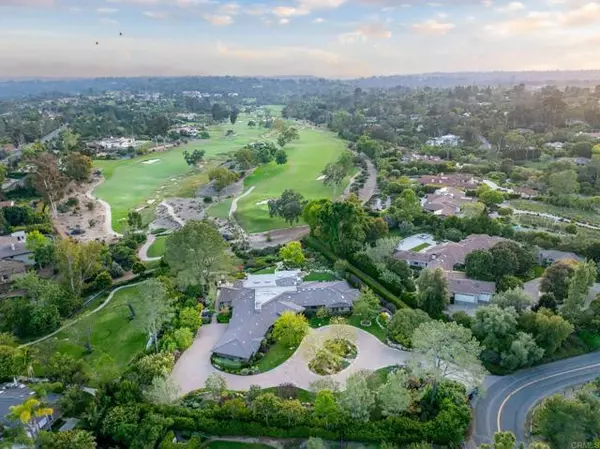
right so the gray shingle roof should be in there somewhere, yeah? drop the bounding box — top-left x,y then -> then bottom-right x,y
212,276 -> 359,361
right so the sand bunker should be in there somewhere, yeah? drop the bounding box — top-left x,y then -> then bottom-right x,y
256,199 -> 273,206
316,175 -> 327,181
143,159 -> 160,165
147,199 -> 156,205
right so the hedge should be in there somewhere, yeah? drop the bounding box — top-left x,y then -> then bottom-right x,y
303,236 -> 408,310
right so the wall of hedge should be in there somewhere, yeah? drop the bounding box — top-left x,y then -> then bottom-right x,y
302,236 -> 408,310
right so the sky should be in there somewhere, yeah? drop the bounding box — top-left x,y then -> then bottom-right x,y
1,0 -> 600,78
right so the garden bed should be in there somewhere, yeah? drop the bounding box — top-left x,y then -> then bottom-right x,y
309,338 -> 357,376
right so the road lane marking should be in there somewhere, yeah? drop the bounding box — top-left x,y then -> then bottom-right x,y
497,362 -> 600,432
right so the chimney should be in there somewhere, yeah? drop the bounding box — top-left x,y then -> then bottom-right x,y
10,243 -> 15,251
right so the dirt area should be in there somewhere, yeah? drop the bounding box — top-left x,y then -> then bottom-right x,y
164,198 -> 207,222
53,176 -> 118,243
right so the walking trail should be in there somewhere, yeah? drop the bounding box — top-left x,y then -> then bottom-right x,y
229,186 -> 256,218
85,185 -> 123,238
21,282 -> 142,348
138,234 -> 160,262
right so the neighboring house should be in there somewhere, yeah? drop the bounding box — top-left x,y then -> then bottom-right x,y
514,187 -> 538,199
537,249 -> 583,266
418,173 -> 479,190
0,201 -> 14,208
426,134 -> 461,147
446,271 -> 496,304
0,383 -> 58,434
423,187 -> 472,217
213,271 -> 360,362
394,234 -> 506,271
0,259 -> 27,286
0,231 -> 34,266
96,137 -> 136,151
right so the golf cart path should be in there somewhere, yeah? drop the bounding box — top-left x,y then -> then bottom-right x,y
229,186 -> 256,218
85,186 -> 123,238
21,282 -> 142,348
138,234 -> 161,262
172,323 -> 412,395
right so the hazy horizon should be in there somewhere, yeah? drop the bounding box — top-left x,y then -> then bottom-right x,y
2,0 -> 600,78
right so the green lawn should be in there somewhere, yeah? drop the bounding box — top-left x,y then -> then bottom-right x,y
251,266 -> 277,274
409,242 -> 431,252
310,315 -> 387,342
207,199 -> 233,219
93,112 -> 273,232
205,442 -> 275,449
303,271 -> 338,281
234,128 -> 349,233
35,284 -> 148,384
255,340 -> 297,372
147,235 -> 167,258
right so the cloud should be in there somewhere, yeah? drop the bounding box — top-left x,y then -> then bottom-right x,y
279,18 -> 290,24
561,2 -> 600,26
338,21 -> 392,43
273,6 -> 309,17
272,0 -> 345,18
97,7 -> 119,14
203,14 -> 234,25
412,19 -> 456,35
99,17 -> 120,25
0,0 -> 54,5
313,17 -> 326,23
143,10 -> 171,19
244,4 -> 268,15
482,0 -> 493,6
495,1 -> 525,12
217,2 -> 240,15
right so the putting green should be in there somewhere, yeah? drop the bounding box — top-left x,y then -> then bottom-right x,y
93,115 -> 269,232
234,127 -> 348,233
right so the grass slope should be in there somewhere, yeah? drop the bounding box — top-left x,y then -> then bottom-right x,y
35,284 -> 147,384
147,235 -> 167,258
93,115 -> 268,232
234,128 -> 348,233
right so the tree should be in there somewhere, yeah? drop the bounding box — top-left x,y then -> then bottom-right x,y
353,287 -> 380,324
0,345 -> 25,382
134,352 -> 174,385
127,210 -> 142,230
313,389 -> 340,428
560,259 -> 597,323
313,199 -> 366,256
55,239 -> 103,298
491,288 -> 534,312
416,268 -> 449,317
479,190 -> 504,207
499,332 -> 544,371
204,373 -> 227,401
523,308 -> 574,355
540,260 -> 578,306
356,134 -> 382,158
548,169 -> 579,195
461,201 -> 486,218
472,304 -> 518,359
268,190 -> 306,226
322,152 -> 353,196
234,148 -> 256,169
132,261 -> 146,276
497,275 -> 523,292
183,149 -> 205,167
164,221 -> 230,289
387,308 -> 432,348
248,120 -> 256,127
29,153 -> 67,215
9,398 -> 53,438
465,250 -> 494,281
230,109 -> 239,125
145,376 -> 181,405
277,126 -> 300,148
412,321 -> 485,403
47,353 -> 89,386
179,307 -> 202,330
274,149 -> 288,165
534,394 -> 592,449
279,241 -> 305,268
272,311 -> 309,347
63,152 -> 92,183
173,327 -> 193,350
207,167 -> 239,192
392,189 -> 422,222
39,430 -> 96,449
135,279 -> 173,353
15,271 -> 77,317
25,230 -> 46,253
307,438 -> 327,449
364,237 -> 400,263
250,393 -> 281,425
338,371 -> 375,421
377,369 -> 414,416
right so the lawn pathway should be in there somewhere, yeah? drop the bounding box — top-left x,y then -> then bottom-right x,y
21,282 -> 143,348
138,234 -> 160,262
85,183 -> 123,239
229,186 -> 256,218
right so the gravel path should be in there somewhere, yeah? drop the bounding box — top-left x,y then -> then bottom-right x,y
172,324 -> 412,396
21,282 -> 142,348
85,186 -> 123,238
138,234 -> 160,262
229,186 -> 256,218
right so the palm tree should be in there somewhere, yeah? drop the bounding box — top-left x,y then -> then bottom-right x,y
9,398 -> 54,439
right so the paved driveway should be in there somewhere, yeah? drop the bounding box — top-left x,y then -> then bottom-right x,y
172,324 -> 412,396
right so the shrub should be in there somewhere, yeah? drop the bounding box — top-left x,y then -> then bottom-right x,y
174,328 -> 193,351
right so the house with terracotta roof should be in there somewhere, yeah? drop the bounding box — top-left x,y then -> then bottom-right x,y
423,187 -> 472,217
418,173 -> 479,190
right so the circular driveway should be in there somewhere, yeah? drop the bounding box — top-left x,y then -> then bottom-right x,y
172,323 -> 412,396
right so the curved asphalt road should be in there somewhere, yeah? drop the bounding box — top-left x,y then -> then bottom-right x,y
474,352 -> 600,445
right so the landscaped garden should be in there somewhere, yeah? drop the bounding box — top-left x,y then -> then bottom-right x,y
308,337 -> 358,375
